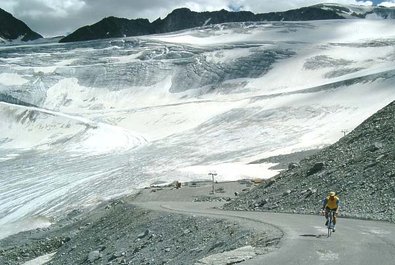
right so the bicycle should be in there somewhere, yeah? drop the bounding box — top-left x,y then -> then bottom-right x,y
326,209 -> 336,237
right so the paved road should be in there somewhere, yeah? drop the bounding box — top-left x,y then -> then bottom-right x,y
137,201 -> 395,265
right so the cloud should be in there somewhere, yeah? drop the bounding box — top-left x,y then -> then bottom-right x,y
0,0 -> 232,37
357,1 -> 374,5
0,0 -> 87,36
379,1 -> 395,7
3,0 -> 86,18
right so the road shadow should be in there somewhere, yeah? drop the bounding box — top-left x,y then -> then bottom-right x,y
299,234 -> 327,239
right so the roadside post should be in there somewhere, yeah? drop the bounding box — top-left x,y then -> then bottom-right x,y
208,172 -> 217,194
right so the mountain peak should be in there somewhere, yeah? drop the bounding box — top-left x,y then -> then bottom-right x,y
0,8 -> 42,42
170,7 -> 193,13
59,3 -> 395,43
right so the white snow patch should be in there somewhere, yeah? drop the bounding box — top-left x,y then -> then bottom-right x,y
111,100 -> 243,141
170,20 -> 394,45
0,101 -> 146,152
179,162 -> 280,181
68,123 -> 147,154
0,215 -> 52,240
0,73 -> 29,86
203,18 -> 212,27
0,153 -> 20,162
109,51 -> 143,63
43,76 -> 178,112
23,253 -> 56,265
205,47 -> 254,64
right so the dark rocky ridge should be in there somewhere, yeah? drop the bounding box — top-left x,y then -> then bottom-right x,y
0,8 -> 42,42
59,6 -> 344,43
59,17 -> 154,44
59,4 -> 395,43
224,101 -> 395,223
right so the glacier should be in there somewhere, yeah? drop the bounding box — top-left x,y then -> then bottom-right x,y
1,19 -> 395,239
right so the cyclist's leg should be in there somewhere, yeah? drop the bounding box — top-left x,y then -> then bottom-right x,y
333,208 -> 337,224
324,207 -> 329,225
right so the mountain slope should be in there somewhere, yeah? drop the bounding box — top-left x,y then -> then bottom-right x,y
224,100 -> 395,223
59,5 -> 344,43
1,19 -> 395,239
0,8 -> 42,41
314,3 -> 395,18
59,17 -> 153,43
59,3 -> 395,43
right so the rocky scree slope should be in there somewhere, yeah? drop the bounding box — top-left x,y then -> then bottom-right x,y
0,200 -> 280,265
225,100 -> 395,223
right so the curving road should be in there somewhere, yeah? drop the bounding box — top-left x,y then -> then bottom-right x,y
136,200 -> 395,265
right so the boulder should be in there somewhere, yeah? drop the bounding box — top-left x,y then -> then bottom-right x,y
307,162 -> 325,175
288,162 -> 300,170
88,250 -> 101,263
137,229 -> 150,239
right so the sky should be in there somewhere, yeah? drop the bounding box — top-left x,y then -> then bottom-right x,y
0,0 -> 394,37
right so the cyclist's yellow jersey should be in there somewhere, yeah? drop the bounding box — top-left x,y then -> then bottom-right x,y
324,196 -> 339,209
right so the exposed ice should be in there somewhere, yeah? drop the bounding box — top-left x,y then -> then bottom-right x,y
1,20 -> 395,239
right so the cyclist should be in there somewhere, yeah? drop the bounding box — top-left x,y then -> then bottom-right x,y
321,191 -> 340,231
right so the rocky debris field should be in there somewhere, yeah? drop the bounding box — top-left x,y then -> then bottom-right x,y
225,101 -> 395,223
0,191 -> 280,265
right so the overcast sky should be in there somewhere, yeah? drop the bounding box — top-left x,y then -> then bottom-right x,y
0,0 -> 394,37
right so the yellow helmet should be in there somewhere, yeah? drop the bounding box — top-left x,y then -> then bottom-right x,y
328,191 -> 336,197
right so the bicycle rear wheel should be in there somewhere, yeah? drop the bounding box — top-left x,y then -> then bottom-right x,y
327,212 -> 333,237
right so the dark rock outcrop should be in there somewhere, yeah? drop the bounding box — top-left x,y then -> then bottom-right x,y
59,6 -> 344,43
224,101 -> 395,223
255,6 -> 344,21
151,8 -> 258,33
0,93 -> 36,107
59,4 -> 395,43
0,8 -> 42,42
59,17 -> 153,43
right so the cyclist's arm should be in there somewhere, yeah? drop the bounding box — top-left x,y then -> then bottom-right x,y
322,198 -> 327,210
321,198 -> 327,214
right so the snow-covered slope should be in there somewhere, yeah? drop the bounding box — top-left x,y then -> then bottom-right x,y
314,3 -> 395,19
0,19 -> 395,239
